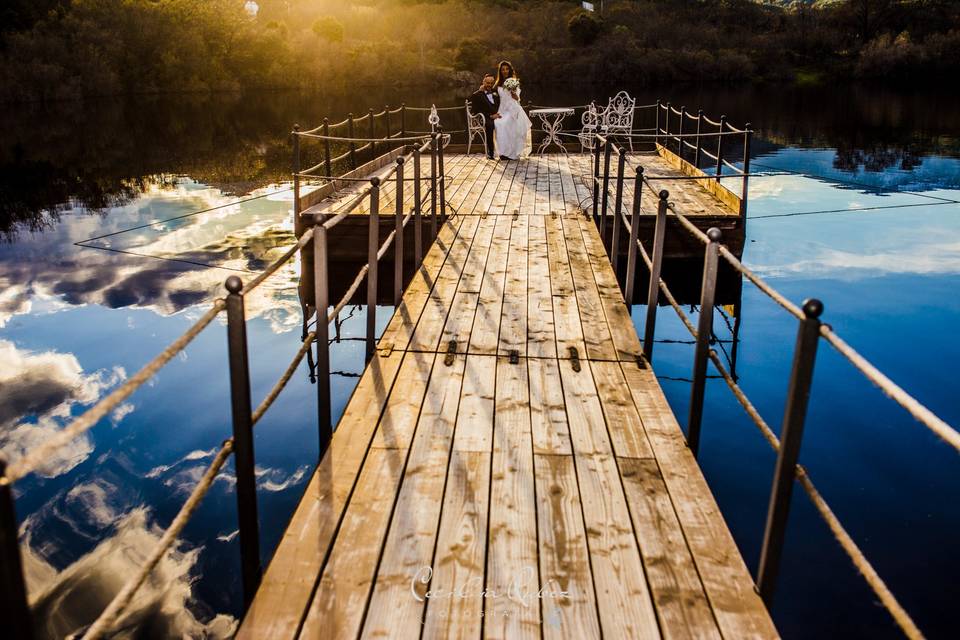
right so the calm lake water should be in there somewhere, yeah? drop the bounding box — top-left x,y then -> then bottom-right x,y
1,85 -> 958,639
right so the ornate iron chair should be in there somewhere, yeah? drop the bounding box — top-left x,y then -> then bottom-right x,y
464,100 -> 487,155
579,104 -> 602,150
596,91 -> 636,150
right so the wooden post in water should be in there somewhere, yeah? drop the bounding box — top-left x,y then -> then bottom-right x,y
687,228 -> 722,457
757,299 -> 823,605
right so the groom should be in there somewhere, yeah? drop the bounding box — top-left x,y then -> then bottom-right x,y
468,74 -> 500,159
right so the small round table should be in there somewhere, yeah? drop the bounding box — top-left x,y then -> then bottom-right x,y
530,107 -> 575,155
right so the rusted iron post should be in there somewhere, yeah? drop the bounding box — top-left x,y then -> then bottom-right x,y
348,113 -> 357,169
413,147 -> 423,264
757,299 -> 823,605
624,166 -> 644,306
323,118 -> 332,175
366,178 -> 381,360
741,123 -> 752,219
643,190 -> 669,357
394,157 -> 405,306
687,228 -> 722,457
385,105 -> 392,142
664,102 -> 671,149
224,276 -> 262,609
694,109 -> 703,168
611,147 -> 626,270
600,139 -> 613,244
430,133 -> 439,238
437,126 -> 447,217
715,115 -> 726,181
400,103 -> 407,138
0,461 -> 33,640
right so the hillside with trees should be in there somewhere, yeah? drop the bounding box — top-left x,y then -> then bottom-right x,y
2,0 -> 959,103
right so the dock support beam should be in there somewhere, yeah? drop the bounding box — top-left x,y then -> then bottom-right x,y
686,227 -> 721,457
757,299 -> 823,605
225,277 -> 263,610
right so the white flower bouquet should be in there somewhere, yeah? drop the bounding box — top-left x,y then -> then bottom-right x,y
503,78 -> 520,92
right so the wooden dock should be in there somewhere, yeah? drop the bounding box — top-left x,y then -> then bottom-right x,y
240,153 -> 776,639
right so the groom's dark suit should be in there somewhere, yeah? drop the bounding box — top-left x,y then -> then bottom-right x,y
468,88 -> 500,158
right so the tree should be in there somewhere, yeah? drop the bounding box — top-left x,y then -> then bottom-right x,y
453,37 -> 486,71
312,15 -> 344,43
568,10 -> 602,46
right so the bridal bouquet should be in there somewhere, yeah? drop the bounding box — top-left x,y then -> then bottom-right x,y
503,78 -> 520,92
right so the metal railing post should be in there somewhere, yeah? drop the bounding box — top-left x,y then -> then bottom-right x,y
592,137 -> 602,219
655,100 -> 661,146
401,103 -> 407,138
694,110 -> 703,168
292,125 -> 301,235
757,299 -> 823,605
366,178 -> 381,360
322,118 -> 332,175
368,108 -> 376,159
686,228 -> 722,457
413,147 -> 423,264
437,126 -> 447,217
0,461 -> 33,640
385,105 -> 392,142
600,140 -> 613,244
611,147 -> 626,270
678,106 -> 686,157
715,115 -> 726,181
664,102 -> 671,147
312,221 -> 332,450
624,166 -> 644,306
741,123 -> 752,219
224,276 -> 262,610
394,157 -> 405,306
348,113 -> 357,169
643,190 -> 669,357
430,133 -> 439,238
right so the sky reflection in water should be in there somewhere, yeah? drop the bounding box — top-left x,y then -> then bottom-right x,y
1,90 -> 959,638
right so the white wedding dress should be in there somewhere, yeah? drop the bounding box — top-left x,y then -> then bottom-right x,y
494,86 -> 532,159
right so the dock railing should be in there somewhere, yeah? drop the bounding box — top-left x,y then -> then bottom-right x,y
0,124 -> 449,640
591,132 -> 958,640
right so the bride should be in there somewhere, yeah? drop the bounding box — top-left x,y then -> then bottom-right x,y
493,60 -> 532,160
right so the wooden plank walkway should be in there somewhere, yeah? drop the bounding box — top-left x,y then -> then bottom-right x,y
239,155 -> 776,640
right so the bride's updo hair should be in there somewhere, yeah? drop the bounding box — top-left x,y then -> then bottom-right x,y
494,60 -> 518,88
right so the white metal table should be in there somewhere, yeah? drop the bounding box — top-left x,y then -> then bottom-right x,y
530,107 -> 575,154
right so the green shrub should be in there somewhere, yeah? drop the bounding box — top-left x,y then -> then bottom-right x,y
568,10 -> 603,46
453,37 -> 486,71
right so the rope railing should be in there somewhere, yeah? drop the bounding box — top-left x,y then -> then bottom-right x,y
590,132 -> 954,639
1,117 -> 452,640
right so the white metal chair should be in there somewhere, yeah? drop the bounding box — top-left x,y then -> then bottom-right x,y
579,91 -> 637,151
465,100 -> 487,155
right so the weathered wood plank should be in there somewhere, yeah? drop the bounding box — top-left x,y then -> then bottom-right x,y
544,213 -> 586,358
485,356 -> 540,639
